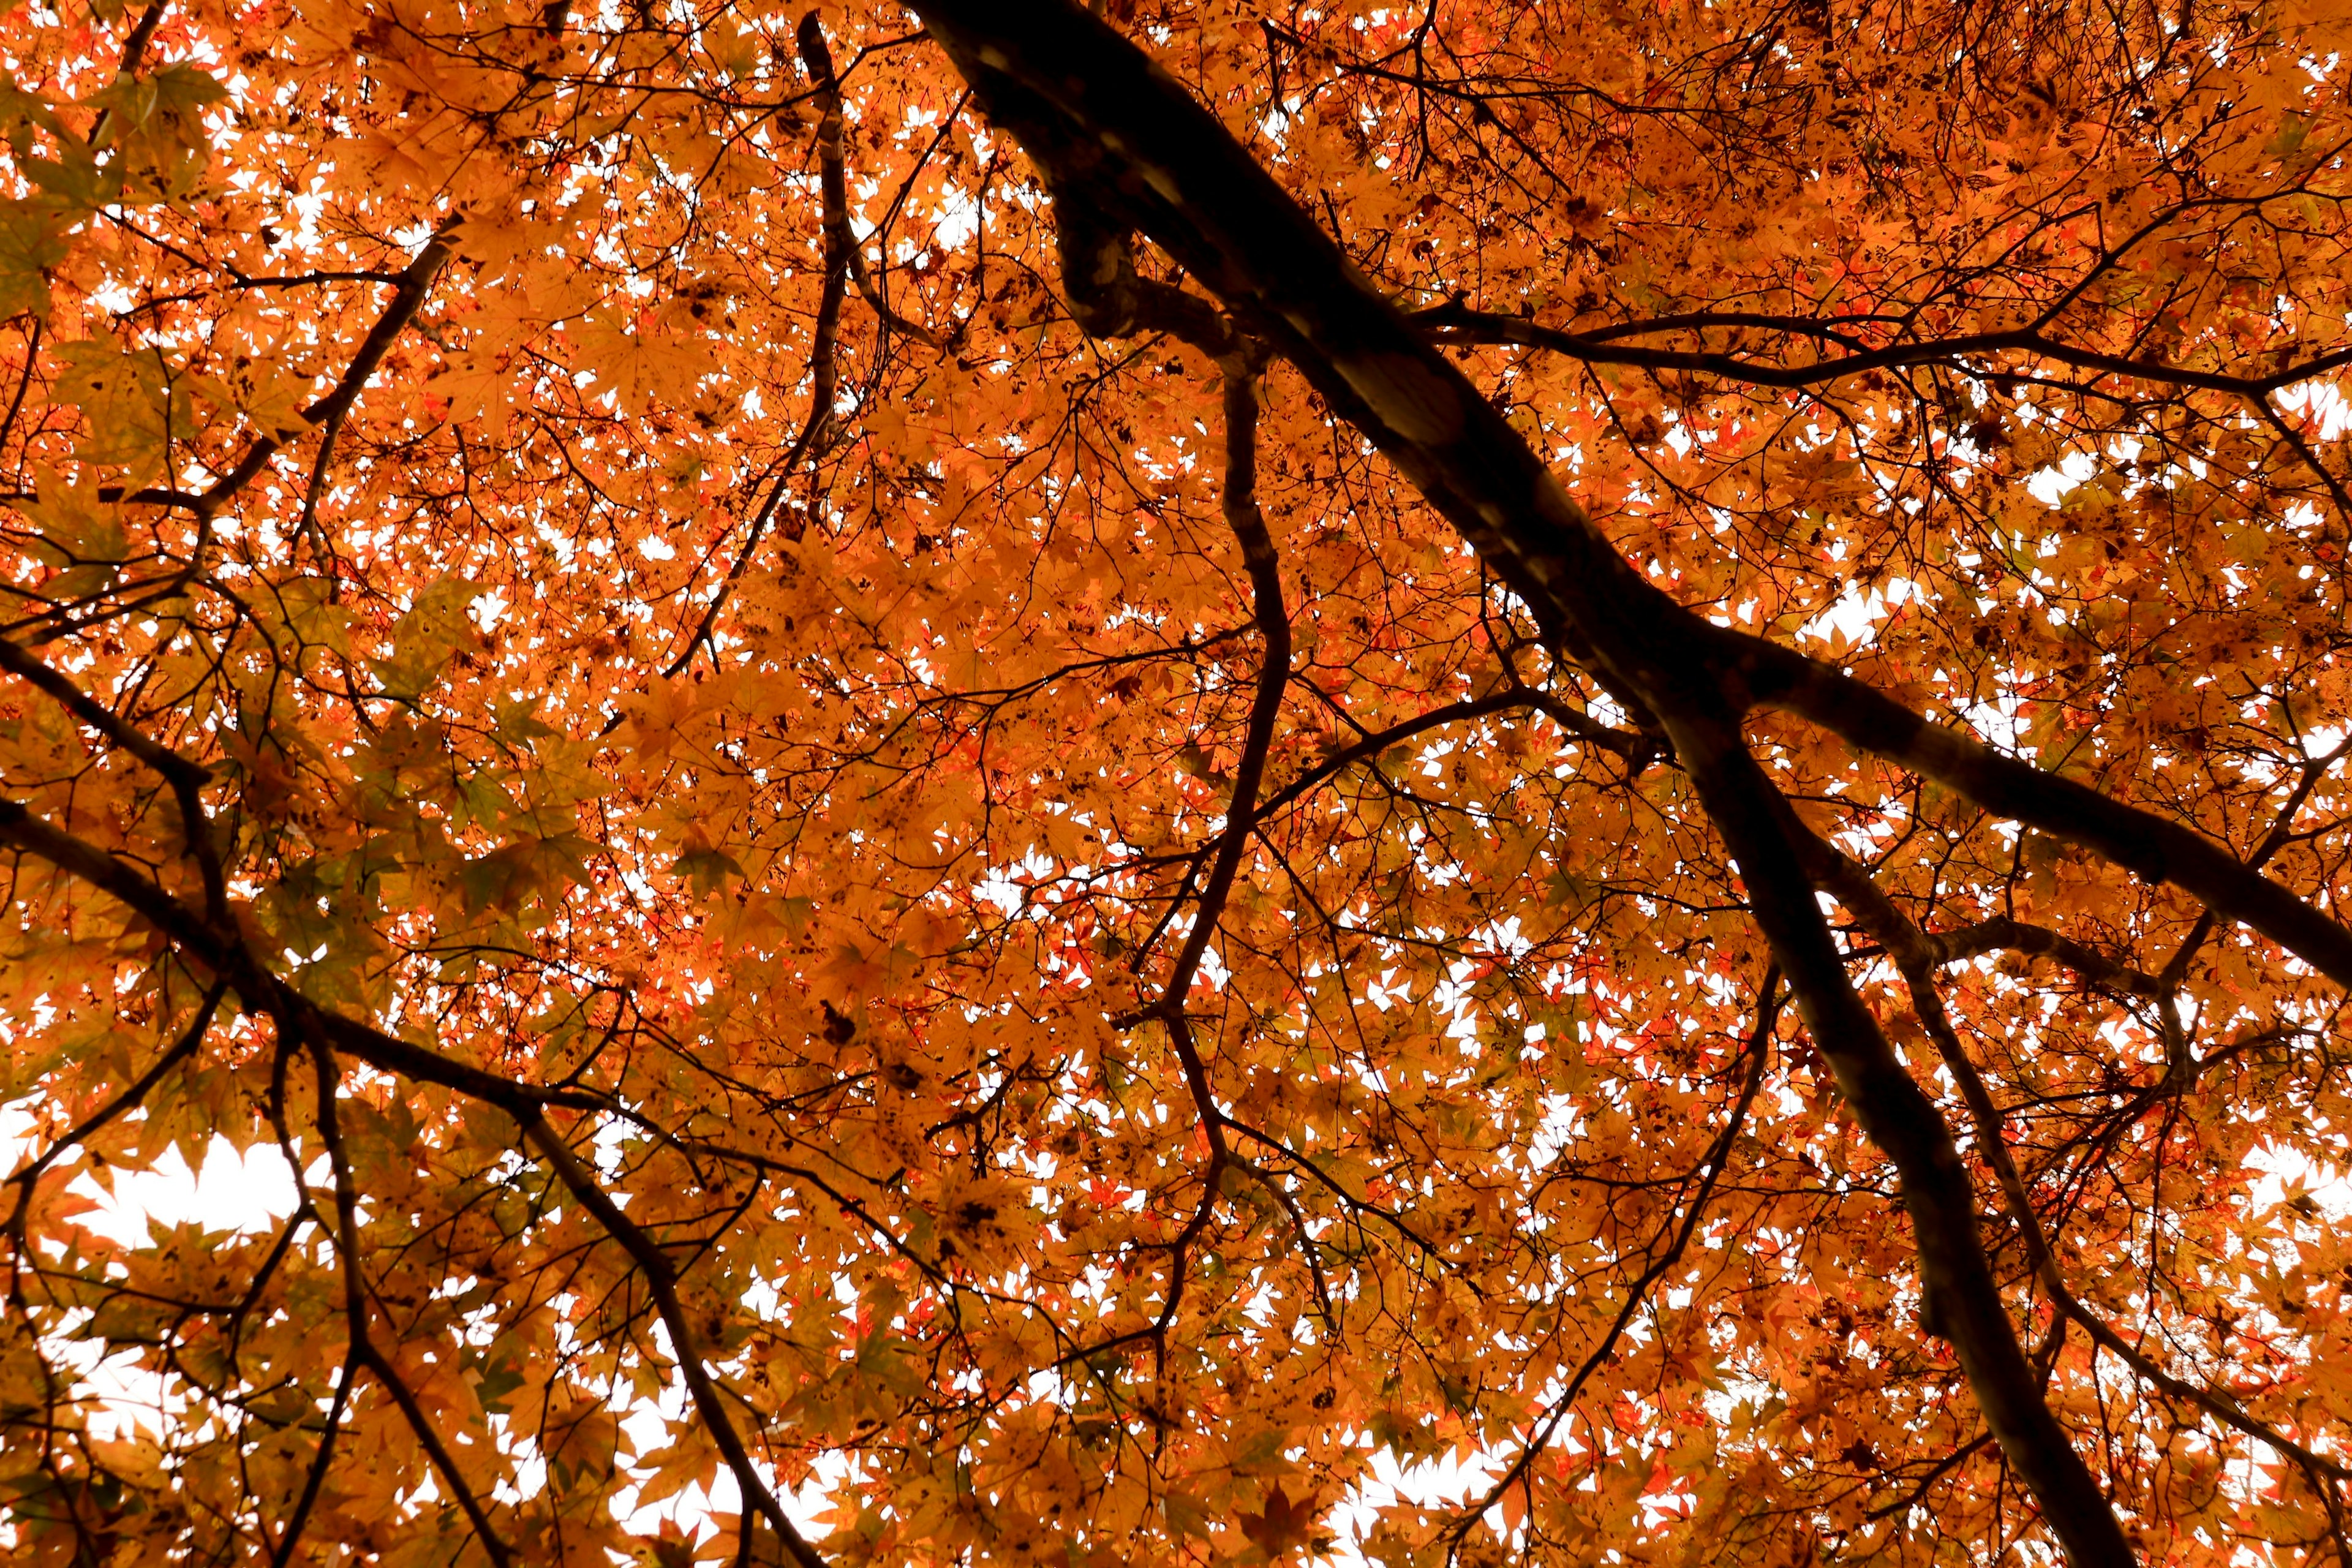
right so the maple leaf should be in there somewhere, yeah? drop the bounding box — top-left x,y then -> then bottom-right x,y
1238,1482 -> 1328,1559
671,825 -> 745,897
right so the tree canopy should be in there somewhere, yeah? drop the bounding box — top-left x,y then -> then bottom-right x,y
2,0 -> 2351,1564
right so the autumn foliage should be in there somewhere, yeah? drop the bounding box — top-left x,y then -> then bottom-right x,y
3,0 -> 2352,1564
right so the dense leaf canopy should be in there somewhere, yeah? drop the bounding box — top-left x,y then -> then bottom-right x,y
2,1 -> 2351,1564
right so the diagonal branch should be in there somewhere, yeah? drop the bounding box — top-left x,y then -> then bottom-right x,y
1668,711 -> 2133,1566
4,978 -> 224,1202
1725,643 -> 2352,990
118,0 -> 168,74
117,230 -> 456,521
1125,368 -> 1286,1033
1796,819 -> 2352,1494
908,0 -> 2352,1011
520,1114 -> 829,1568
902,6 -> 2154,1558
0,789 -> 609,1119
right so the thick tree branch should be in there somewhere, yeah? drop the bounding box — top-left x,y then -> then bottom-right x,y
797,17 -> 941,349
1927,916 -> 2163,999
905,6 -> 2163,1557
908,0 -> 2352,1012
1670,712 -> 2133,1566
1727,644 -> 2352,989
1055,205 -> 1242,361
118,0 -> 168,74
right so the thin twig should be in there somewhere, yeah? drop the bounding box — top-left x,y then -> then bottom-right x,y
1450,968 -> 1782,1539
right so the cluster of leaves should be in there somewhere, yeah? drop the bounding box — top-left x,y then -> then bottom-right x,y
0,0 -> 2347,1566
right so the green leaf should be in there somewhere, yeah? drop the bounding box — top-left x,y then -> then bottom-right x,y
18,144 -> 108,213
369,577 -> 475,701
0,200 -> 71,320
52,337 -> 187,472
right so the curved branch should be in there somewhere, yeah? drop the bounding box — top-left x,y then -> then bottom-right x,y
1112,364 -> 1286,1348
0,635 -> 226,924
1246,688 -> 1647,834
663,15 -> 857,678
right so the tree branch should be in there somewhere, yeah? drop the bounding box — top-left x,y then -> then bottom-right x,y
663,13 -> 855,679
1927,916 -> 2163,999
309,1042 -> 515,1567
908,0 -> 2352,1012
118,230 -> 456,520
0,635 -> 225,924
1796,818 -> 2352,1493
1452,967 -> 1781,1539
904,5 -> 2165,1556
1671,711 -> 2133,1566
1112,364 -> 1286,1348
1253,687 -> 1651,827
3,978 -> 224,1202
798,17 -> 941,349
0,791 -> 611,1119
1414,302 -> 2352,400
520,1115 -> 829,1568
